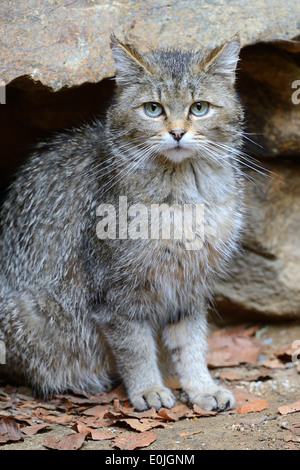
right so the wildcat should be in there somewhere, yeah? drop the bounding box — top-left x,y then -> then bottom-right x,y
0,34 -> 244,411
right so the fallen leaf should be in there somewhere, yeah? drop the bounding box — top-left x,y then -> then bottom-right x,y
22,423 -> 50,436
258,359 -> 285,370
281,422 -> 300,436
35,413 -> 75,426
237,399 -> 270,414
180,429 -> 203,437
207,326 -> 263,368
82,417 -> 116,428
278,400 -> 300,416
113,431 -> 157,450
82,404 -> 109,418
157,408 -> 179,422
0,418 -> 24,444
284,444 -> 297,450
192,404 -> 217,416
104,406 -> 157,420
219,367 -> 272,382
99,384 -> 128,403
72,422 -> 92,437
90,429 -> 115,441
275,344 -> 296,362
44,433 -> 86,450
232,387 -> 258,408
283,434 -> 300,443
240,416 -> 268,425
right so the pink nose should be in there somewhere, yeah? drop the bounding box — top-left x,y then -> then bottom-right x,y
170,129 -> 186,141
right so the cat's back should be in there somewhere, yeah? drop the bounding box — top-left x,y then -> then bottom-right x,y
0,121 -> 105,285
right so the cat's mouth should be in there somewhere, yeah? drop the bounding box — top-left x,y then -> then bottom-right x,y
162,144 -> 195,163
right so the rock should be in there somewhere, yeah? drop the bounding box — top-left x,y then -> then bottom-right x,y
238,42 -> 300,157
0,1 -> 299,158
0,0 -> 299,90
214,160 -> 300,319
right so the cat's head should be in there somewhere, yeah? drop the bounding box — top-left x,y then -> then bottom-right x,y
108,34 -> 243,165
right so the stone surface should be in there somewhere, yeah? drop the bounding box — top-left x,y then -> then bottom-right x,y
238,42 -> 300,157
214,160 -> 300,319
0,0 -> 299,90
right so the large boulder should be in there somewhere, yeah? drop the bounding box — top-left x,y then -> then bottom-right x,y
0,0 -> 299,89
214,160 -> 300,320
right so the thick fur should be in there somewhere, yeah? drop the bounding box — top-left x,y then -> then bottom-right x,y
0,36 -> 244,411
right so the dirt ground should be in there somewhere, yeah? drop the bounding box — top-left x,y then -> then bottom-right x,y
1,322 -> 300,451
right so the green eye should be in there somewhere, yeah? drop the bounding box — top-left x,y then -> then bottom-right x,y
190,101 -> 210,117
144,102 -> 164,118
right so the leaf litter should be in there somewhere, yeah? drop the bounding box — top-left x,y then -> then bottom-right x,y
0,324 -> 299,450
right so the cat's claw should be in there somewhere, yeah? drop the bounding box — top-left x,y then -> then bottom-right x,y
190,386 -> 235,412
130,386 -> 175,411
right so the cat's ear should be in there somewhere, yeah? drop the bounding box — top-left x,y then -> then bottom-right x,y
110,34 -> 150,85
204,37 -> 240,85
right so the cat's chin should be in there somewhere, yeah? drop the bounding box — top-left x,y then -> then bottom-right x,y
163,147 -> 194,164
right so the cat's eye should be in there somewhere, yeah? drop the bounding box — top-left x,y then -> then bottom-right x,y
190,101 -> 210,117
144,102 -> 164,118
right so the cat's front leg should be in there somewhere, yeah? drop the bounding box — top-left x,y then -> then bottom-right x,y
163,314 -> 235,412
103,320 -> 175,411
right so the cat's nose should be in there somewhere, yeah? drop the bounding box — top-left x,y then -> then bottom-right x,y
169,129 -> 186,142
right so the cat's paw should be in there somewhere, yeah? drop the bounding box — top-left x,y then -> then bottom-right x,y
190,386 -> 235,412
130,386 -> 175,411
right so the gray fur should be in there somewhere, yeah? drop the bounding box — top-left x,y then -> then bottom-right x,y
0,36 -> 244,411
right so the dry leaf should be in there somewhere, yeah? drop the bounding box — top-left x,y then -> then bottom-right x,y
99,384 -> 128,403
219,367 -> 272,382
180,429 -> 203,437
157,408 -> 179,422
237,399 -> 270,414
35,413 -> 75,426
283,434 -> 300,443
281,423 -> 300,436
240,416 -> 268,425
82,404 -> 109,418
72,421 -> 115,440
44,433 -> 86,450
113,431 -> 157,450
207,326 -> 262,368
90,429 -> 115,441
232,387 -> 258,408
72,422 -> 92,437
22,423 -> 50,436
278,400 -> 300,416
104,406 -> 157,420
192,404 -> 218,416
0,418 -> 24,444
258,359 -> 285,370
275,344 -> 296,362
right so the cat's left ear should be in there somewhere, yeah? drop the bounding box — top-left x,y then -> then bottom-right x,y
204,37 -> 240,85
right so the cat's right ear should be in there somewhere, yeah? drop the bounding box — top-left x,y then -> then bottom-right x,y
110,34 -> 150,85
203,37 -> 240,85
